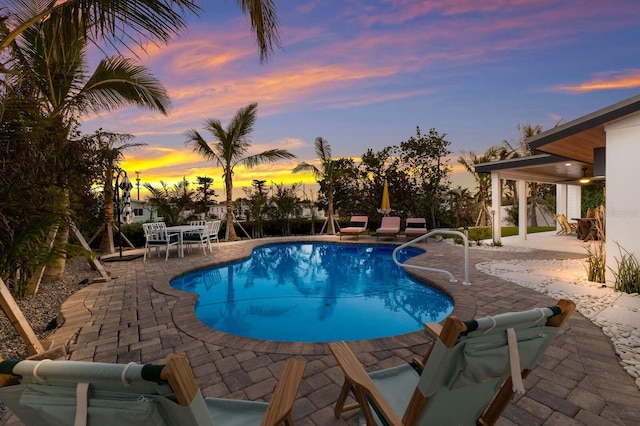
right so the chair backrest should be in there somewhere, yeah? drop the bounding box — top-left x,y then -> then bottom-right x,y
405,218 -> 427,229
209,220 -> 222,236
201,221 -> 215,238
145,222 -> 168,242
380,216 -> 401,228
190,220 -> 206,227
405,299 -> 575,425
0,355 -> 213,425
349,216 -> 368,228
562,215 -> 578,233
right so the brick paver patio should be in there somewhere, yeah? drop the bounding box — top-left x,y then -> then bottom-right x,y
46,236 -> 640,425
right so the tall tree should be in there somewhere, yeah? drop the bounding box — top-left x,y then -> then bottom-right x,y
195,176 -> 216,214
185,103 -> 295,241
89,130 -> 145,254
7,8 -> 170,280
293,137 -> 341,234
396,127 -> 452,228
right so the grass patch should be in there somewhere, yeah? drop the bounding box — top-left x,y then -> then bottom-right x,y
448,226 -> 556,246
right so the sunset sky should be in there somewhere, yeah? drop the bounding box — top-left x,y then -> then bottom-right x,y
81,0 -> 640,201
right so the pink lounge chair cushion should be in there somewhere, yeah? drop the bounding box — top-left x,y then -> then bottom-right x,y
376,217 -> 401,234
342,216 -> 368,233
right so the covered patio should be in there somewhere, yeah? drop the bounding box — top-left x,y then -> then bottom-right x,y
475,93 -> 640,285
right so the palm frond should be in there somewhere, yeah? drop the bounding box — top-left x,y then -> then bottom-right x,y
235,0 -> 281,62
80,55 -> 170,114
314,136 -> 331,161
292,162 -> 321,179
2,0 -> 201,51
242,148 -> 296,168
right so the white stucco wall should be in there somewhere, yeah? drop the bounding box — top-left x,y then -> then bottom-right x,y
604,114 -> 640,284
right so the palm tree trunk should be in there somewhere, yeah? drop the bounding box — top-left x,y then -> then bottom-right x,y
99,166 -> 116,253
327,182 -> 336,235
43,190 -> 70,281
225,173 -> 238,241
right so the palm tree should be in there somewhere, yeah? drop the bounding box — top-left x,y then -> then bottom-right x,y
8,9 -> 171,280
185,103 -> 296,241
89,131 -> 146,254
293,137 -> 340,234
502,124 -> 543,226
1,0 -> 279,62
458,147 -> 500,227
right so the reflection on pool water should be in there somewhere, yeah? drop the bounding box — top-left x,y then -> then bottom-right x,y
170,243 -> 454,342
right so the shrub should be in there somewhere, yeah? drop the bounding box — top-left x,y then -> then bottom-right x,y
610,242 -> 640,294
583,241 -> 606,283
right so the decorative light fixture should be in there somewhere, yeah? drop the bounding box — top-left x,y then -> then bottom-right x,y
579,167 -> 591,184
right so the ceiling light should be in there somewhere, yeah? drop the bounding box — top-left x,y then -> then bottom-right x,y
579,168 -> 591,184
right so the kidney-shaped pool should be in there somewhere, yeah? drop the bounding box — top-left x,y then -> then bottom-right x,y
170,243 -> 453,342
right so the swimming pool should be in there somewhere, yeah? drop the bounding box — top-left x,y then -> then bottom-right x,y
170,243 -> 453,342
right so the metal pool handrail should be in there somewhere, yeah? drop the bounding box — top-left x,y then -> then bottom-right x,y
392,230 -> 471,285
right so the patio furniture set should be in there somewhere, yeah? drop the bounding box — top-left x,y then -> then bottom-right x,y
142,220 -> 222,261
555,205 -> 605,242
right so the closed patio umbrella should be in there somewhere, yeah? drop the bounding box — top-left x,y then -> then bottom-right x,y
378,179 -> 391,216
119,173 -> 134,224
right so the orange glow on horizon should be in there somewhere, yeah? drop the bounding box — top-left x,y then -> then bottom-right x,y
553,70 -> 640,92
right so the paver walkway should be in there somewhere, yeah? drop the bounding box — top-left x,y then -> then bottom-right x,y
45,236 -> 640,425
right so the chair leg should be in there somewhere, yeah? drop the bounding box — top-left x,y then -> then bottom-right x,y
334,379 -> 360,418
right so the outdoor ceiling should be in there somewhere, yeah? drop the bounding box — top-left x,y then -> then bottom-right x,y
474,154 -> 593,184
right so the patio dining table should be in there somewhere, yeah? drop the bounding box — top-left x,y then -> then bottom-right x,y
165,225 -> 204,257
572,217 -> 600,241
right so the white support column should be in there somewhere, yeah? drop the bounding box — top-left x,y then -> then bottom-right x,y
491,172 -> 502,245
518,179 -> 527,240
556,183 -> 568,233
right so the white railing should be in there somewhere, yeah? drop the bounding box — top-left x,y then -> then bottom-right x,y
392,230 -> 471,285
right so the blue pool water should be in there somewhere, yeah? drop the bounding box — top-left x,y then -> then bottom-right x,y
170,243 -> 454,342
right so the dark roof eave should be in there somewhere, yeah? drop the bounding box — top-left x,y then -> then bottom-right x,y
528,93 -> 640,149
474,154 -> 573,173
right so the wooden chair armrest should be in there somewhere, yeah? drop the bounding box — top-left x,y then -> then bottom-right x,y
261,360 -> 307,426
328,342 -> 403,426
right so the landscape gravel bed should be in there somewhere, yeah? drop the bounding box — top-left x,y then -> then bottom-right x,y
0,257 -> 99,360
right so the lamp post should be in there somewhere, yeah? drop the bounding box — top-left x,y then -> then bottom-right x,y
135,171 -> 141,200
114,168 -> 125,258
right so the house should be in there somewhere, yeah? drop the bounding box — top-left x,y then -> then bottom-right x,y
129,200 -> 155,223
475,93 -> 640,284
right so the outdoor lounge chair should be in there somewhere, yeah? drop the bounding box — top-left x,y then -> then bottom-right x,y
340,216 -> 369,240
376,216 -> 401,240
559,214 -> 577,236
404,218 -> 428,241
329,299 -> 575,426
0,354 -> 306,426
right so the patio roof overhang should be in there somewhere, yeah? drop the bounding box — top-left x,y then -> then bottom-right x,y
474,154 -> 593,184
527,93 -> 640,164
475,93 -> 640,182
